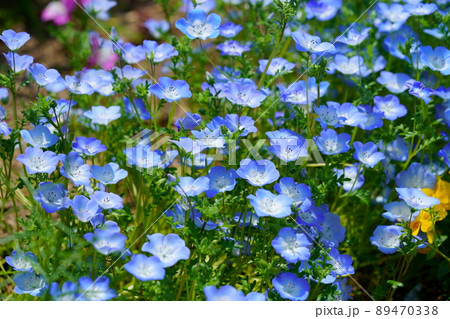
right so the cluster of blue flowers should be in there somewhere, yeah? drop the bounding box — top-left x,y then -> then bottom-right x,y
1,0 -> 450,301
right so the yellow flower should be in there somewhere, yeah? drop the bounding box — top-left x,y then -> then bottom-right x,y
410,177 -> 450,244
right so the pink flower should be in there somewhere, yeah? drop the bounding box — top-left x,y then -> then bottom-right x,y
41,0 -> 91,25
87,32 -> 119,70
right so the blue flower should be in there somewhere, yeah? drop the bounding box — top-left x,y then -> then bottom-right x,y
291,30 -> 335,53
405,80 -> 434,105
144,19 -> 170,39
174,176 -> 210,197
296,203 -> 326,227
259,57 -> 295,76
376,71 -> 410,94
123,97 -> 151,121
385,137 -> 409,161
71,195 -> 101,222
83,105 -> 121,125
5,250 -> 38,272
121,42 -> 146,64
84,0 -> 117,20
268,136 -> 308,162
72,137 -> 107,156
17,147 -> 59,174
142,40 -> 179,63
336,27 -> 370,46
28,63 -> 61,86
246,291 -> 266,301
236,159 -> 279,186
274,177 -> 312,211
222,114 -> 257,136
150,77 -> 192,102
49,281 -> 80,301
232,211 -> 260,227
142,233 -> 190,267
247,189 -> 293,218
59,152 -> 92,186
3,52 -> 33,73
396,188 -> 440,210
59,75 -> 94,95
175,9 -> 221,40
314,102 -> 345,129
33,182 -> 70,213
114,65 -> 146,80
305,0 -> 342,21
382,201 -> 418,223
419,46 -> 450,75
216,40 -> 250,56
90,213 -> 120,232
272,273 -> 309,301
375,3 -> 410,32
335,102 -> 368,127
92,162 -> 128,185
319,211 -> 346,247
84,228 -> 127,255
205,166 -> 238,198
219,22 -> 243,38
13,272 -> 47,297
272,227 -> 311,263
405,2 -> 438,16
20,125 -> 58,148
175,112 -> 202,130
0,29 -> 30,51
370,225 -> 403,254
170,137 -> 207,154
374,95 -> 407,120
224,81 -> 266,108
327,247 -> 355,276
165,203 -> 217,230
439,143 -> 450,168
203,285 -> 246,301
91,191 -> 123,210
328,55 -> 369,76
124,254 -> 166,281
78,276 -> 117,301
334,164 -> 365,192
192,127 -> 226,149
314,129 -> 351,155
395,162 -> 436,189
353,141 -> 385,168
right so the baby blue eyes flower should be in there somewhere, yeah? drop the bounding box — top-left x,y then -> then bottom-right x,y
334,164 -> 365,192
13,272 -> 47,297
3,52 -> 33,73
205,166 -> 238,198
305,0 -> 342,21
382,201 -> 418,223
175,112 -> 202,130
419,46 -> 450,75
353,141 -> 385,168
49,281 -> 79,301
327,248 -> 355,276
92,162 -> 128,185
84,228 -> 127,255
272,227 -> 311,263
222,114 -> 257,136
259,57 -> 295,76
121,42 -> 146,64
91,191 -> 123,210
114,65 -> 146,80
268,137 -> 308,163
20,125 -> 59,148
396,187 -> 440,210
78,276 -> 117,301
192,127 -> 226,149
71,195 -> 101,222
314,102 -> 344,129
376,71 -> 410,94
142,233 -> 190,267
291,30 -> 335,53
203,285 -> 246,301
60,75 -> 94,95
150,77 -> 192,102
216,40 -> 250,56
272,272 -> 309,301
144,19 -> 170,39
375,3 -> 410,32
319,211 -> 346,247
274,177 -> 312,211
247,189 -> 293,218
28,63 -> 61,86
439,143 -> 450,168
174,176 -> 210,197
142,40 -> 179,63
83,105 -> 121,125
329,55 -> 369,76
59,152 -> 92,186
314,129 -> 351,155
224,82 -> 266,108
373,94 -> 407,121
176,9 -> 221,40
124,254 -> 166,281
84,0 -> 117,20
405,2 -> 438,16
17,147 -> 59,174
0,29 -> 30,51
219,22 -> 243,38
124,97 -> 151,121
34,182 -> 70,213
6,250 -> 38,272
72,136 -> 107,156
236,159 -> 279,186
395,162 -> 436,189
370,225 -> 403,254
336,27 -> 371,46
405,80 -> 434,105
